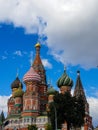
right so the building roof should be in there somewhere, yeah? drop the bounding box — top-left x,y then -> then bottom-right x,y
73,70 -> 87,102
11,77 -> 23,89
23,67 -> 41,83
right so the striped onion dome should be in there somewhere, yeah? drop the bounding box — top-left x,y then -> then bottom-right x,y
23,67 -> 41,83
57,70 -> 73,88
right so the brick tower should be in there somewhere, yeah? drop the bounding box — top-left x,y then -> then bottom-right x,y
22,67 -> 41,117
32,43 -> 48,114
74,71 -> 92,130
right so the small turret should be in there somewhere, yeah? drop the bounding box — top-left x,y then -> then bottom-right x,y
11,77 -> 23,96
46,85 -> 56,112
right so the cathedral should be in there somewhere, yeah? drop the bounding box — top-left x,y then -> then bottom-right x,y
4,43 -> 92,130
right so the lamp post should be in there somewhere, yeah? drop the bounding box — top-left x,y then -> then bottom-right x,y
52,102 -> 57,130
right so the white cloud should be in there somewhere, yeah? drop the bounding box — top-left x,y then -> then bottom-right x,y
0,95 -> 10,114
42,59 -> 52,69
0,0 -> 97,69
14,50 -> 22,56
87,97 -> 98,127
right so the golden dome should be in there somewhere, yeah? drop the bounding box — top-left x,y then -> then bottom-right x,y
35,43 -> 41,47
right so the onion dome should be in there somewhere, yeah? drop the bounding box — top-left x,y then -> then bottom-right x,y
11,77 -> 23,89
35,42 -> 41,48
47,86 -> 56,95
23,67 -> 41,83
57,70 -> 73,88
13,87 -> 24,98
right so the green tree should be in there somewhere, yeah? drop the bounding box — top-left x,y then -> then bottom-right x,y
48,92 -> 85,130
0,111 -> 5,126
72,96 -> 85,128
28,124 -> 38,130
45,123 -> 52,130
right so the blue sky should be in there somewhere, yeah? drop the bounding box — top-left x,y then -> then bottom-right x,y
0,0 -> 98,127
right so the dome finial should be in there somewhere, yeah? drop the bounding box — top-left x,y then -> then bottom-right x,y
48,79 -> 52,88
48,79 -> 51,87
77,70 -> 80,75
29,51 -> 34,66
64,65 -> 66,73
30,59 -> 33,66
16,68 -> 19,77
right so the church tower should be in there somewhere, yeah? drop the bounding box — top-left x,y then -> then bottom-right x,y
22,67 -> 41,118
8,76 -> 23,118
32,43 -> 47,85
74,71 -> 92,130
5,43 -> 48,130
32,43 -> 48,114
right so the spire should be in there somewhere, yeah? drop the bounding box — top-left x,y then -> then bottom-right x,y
16,68 -> 19,77
47,79 -> 51,88
64,65 -> 66,73
32,42 -> 46,84
30,51 -> 33,66
30,59 -> 33,66
33,42 -> 42,65
73,70 -> 87,102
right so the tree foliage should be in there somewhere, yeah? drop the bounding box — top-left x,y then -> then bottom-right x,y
0,111 -> 5,126
45,123 -> 52,130
48,92 -> 85,129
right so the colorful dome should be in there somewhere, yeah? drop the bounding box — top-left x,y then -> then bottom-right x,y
23,67 -> 41,83
13,87 -> 24,98
57,70 -> 73,88
47,86 -> 56,95
11,77 -> 23,89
